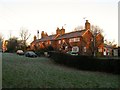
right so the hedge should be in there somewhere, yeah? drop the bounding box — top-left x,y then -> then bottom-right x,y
48,51 -> 120,74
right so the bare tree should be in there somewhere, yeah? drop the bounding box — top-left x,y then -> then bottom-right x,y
6,37 -> 19,52
74,25 -> 84,31
104,39 -> 116,47
19,27 -> 31,50
90,25 -> 103,35
90,25 -> 104,56
51,32 -> 55,35
74,25 -> 103,33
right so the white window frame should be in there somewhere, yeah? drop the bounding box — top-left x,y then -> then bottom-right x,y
98,48 -> 102,52
84,47 -> 87,52
69,38 -> 80,43
72,46 -> 79,52
58,40 -> 61,44
65,46 -> 68,50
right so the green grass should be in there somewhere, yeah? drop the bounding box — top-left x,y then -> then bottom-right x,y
2,53 -> 120,88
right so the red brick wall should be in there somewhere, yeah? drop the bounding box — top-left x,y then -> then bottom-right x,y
96,34 -> 104,47
82,30 -> 93,55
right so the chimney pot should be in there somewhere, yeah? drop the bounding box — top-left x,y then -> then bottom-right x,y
85,20 -> 90,30
34,35 -> 37,41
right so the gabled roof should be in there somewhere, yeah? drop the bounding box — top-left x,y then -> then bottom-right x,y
56,30 -> 86,40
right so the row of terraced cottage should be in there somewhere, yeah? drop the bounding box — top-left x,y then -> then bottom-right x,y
30,20 -> 115,56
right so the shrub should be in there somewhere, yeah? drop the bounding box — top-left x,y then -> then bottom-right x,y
35,45 -> 54,57
35,49 -> 46,56
49,51 -> 120,74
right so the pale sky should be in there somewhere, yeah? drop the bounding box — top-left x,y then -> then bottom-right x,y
0,0 -> 119,45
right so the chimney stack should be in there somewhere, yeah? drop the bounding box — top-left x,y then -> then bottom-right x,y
44,32 -> 48,37
41,31 -> 48,38
56,27 -> 60,35
34,35 -> 37,41
56,27 -> 65,35
61,26 -> 65,35
41,31 -> 44,38
85,20 -> 90,30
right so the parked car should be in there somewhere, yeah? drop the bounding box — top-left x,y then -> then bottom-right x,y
16,50 -> 24,55
25,51 -> 37,57
66,51 -> 78,56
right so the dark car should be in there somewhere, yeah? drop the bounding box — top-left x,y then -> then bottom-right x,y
25,51 -> 37,57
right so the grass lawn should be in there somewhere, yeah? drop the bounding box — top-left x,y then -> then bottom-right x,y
2,53 -> 120,88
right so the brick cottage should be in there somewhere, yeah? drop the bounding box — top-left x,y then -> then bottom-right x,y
30,20 -> 104,56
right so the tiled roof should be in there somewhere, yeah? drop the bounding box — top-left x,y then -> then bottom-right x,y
32,30 -> 86,43
56,30 -> 86,40
37,35 -> 56,42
